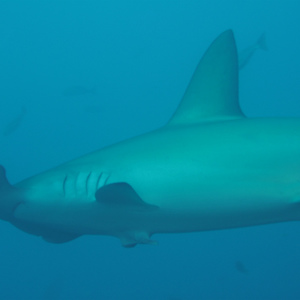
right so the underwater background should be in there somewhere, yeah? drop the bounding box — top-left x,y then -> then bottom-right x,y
0,1 -> 300,299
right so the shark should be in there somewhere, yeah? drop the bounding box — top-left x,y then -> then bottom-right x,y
0,30 -> 299,247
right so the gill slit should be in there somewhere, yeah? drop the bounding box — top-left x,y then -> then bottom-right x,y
85,171 -> 92,195
96,172 -> 103,190
104,174 -> 110,186
63,175 -> 68,197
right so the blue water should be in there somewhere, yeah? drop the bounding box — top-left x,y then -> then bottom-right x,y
0,1 -> 300,299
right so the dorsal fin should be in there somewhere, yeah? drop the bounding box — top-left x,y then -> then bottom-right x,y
167,30 -> 244,126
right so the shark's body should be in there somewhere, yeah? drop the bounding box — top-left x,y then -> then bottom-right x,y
1,31 -> 299,247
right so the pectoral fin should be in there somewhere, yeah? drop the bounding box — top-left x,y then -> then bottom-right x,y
95,182 -> 158,211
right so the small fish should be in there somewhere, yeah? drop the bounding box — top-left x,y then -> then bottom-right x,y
3,106 -> 26,136
62,85 -> 97,97
239,33 -> 268,70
